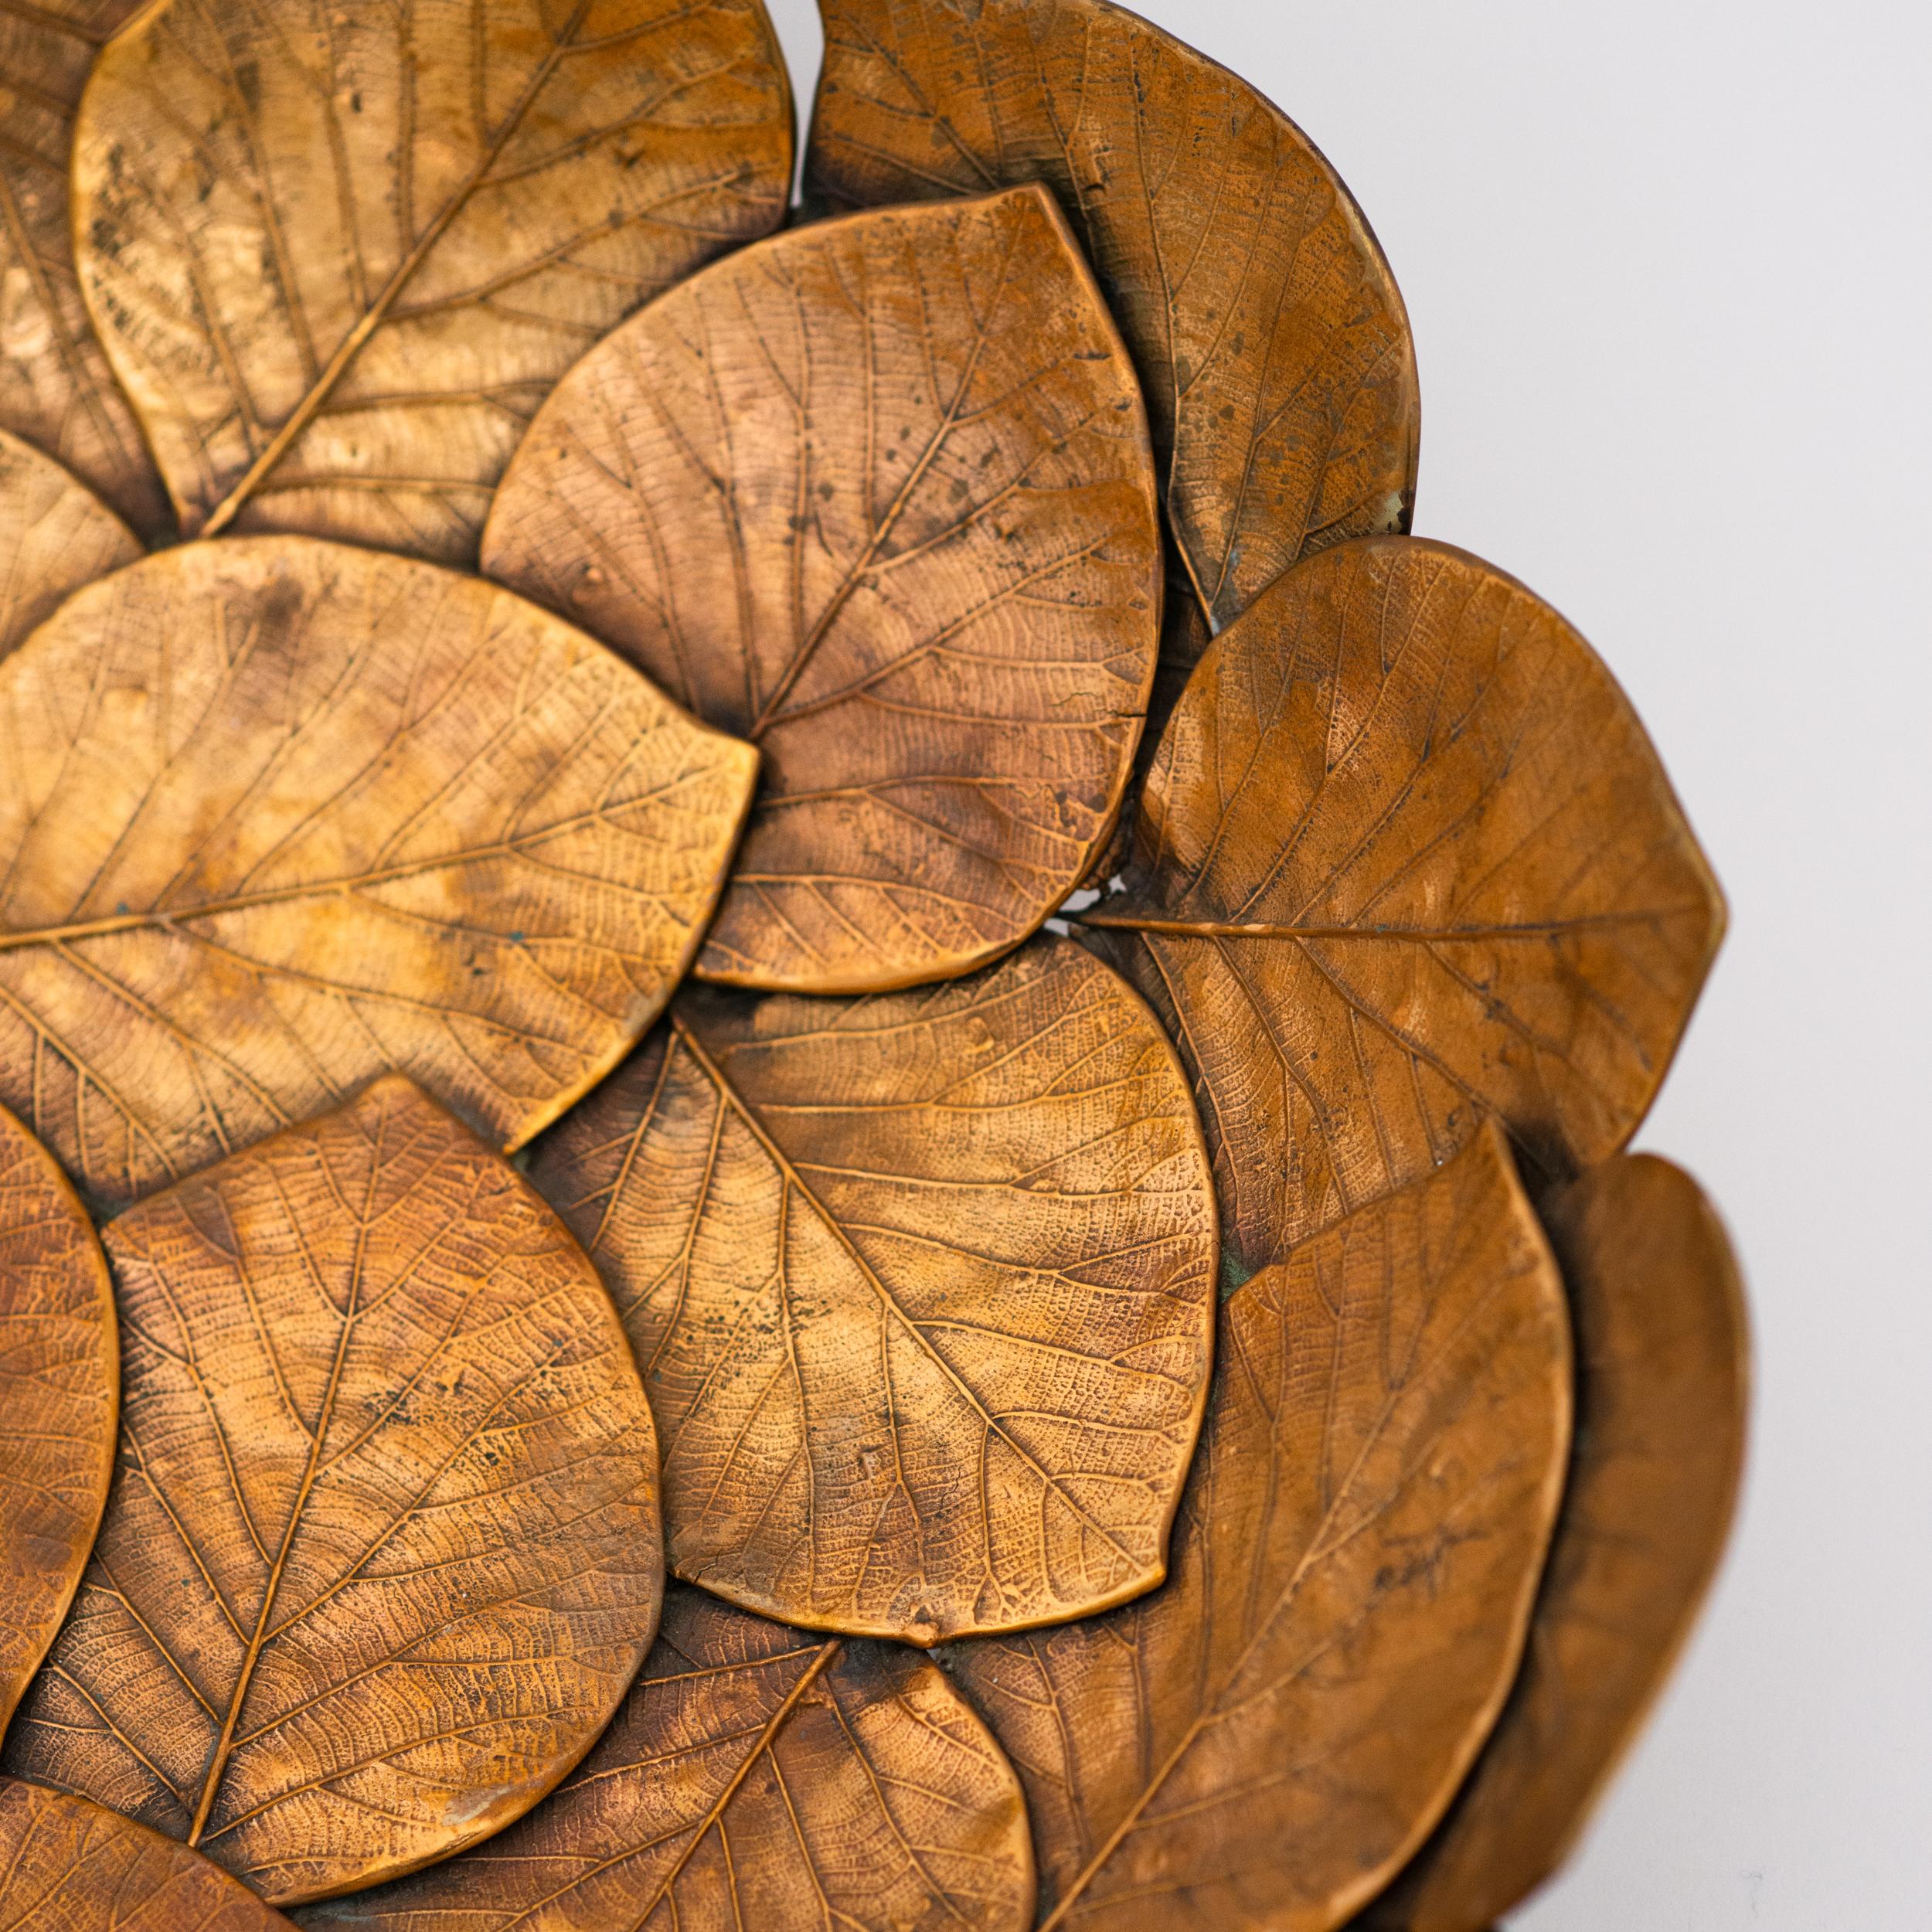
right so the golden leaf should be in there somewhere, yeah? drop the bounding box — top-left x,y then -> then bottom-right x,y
1357,1154 -> 1749,1931
0,427 -> 138,659
1076,547 -> 1211,894
0,534 -> 757,1214
0,1102 -> 116,1731
941,1124 -> 1572,1932
529,936 -> 1217,1645
72,0 -> 794,563
0,1777 -> 297,1931
294,1583 -> 1036,1932
0,0 -> 171,541
1081,536 -> 1726,1267
3,1077 -> 665,1906
484,183 -> 1162,994
807,0 -> 1419,644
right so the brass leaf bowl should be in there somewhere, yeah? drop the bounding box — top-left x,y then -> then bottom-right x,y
0,2 -> 1746,1927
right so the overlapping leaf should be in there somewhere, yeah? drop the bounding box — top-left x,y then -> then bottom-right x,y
1359,1155 -> 1748,1931
1082,536 -> 1726,1269
4,1078 -> 665,1905
0,1777 -> 297,1931
0,429 -> 138,658
0,534 -> 758,1213
485,183 -> 1162,993
296,1584 -> 1035,1932
531,936 -> 1218,1644
0,1103 -> 116,1730
808,0 -> 1419,658
73,0 -> 794,562
0,6 -> 1742,1926
0,0 -> 170,541
941,1124 -> 1571,1932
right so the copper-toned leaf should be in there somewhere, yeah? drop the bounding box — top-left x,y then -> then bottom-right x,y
0,534 -> 757,1214
4,1077 -> 664,1906
941,1123 -> 1571,1932
0,429 -> 138,659
1358,1154 -> 1749,1932
808,0 -> 1419,652
0,1777 -> 297,1931
484,184 -> 1162,994
1082,536 -> 1726,1269
0,1103 -> 116,1730
0,0 -> 172,541
72,0 -> 794,563
530,936 -> 1216,1645
296,1583 -> 1035,1932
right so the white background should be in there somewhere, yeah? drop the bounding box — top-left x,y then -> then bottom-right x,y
764,2 -> 1932,1926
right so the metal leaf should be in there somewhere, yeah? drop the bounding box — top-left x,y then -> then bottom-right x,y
485,185 -> 1163,993
1083,536 -> 1725,1267
942,1124 -> 1572,1932
0,1777 -> 297,1930
0,535 -> 757,1213
295,1585 -> 1034,1932
0,0 -> 170,539
531,937 -> 1218,1645
1357,1154 -> 1750,1930
0,1103 -> 116,1732
73,0 -> 794,561
0,428 -> 138,659
807,0 -> 1419,638
3,1078 -> 665,1905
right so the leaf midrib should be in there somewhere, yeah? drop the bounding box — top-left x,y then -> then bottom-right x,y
182,1107 -> 385,1846
667,1013 -> 1148,1580
493,1638 -> 842,1932
740,202 -> 1025,743
0,806 -> 640,955
194,0 -> 597,538
1077,907 -> 1711,943
1035,1259 -> 1534,1932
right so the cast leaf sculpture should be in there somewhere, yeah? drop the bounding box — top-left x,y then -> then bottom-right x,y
0,0 -> 168,541
1081,536 -> 1725,1269
530,938 -> 1217,1645
0,1104 -> 116,1731
0,1777 -> 297,1931
0,536 -> 757,1213
0,0 -> 1743,1927
71,0 -> 794,561
1358,1155 -> 1748,1932
2,1079 -> 665,1905
0,429 -> 138,658
486,182 -> 1162,992
942,1127 -> 1572,1932
295,1584 -> 1036,1932
808,0 -> 1419,641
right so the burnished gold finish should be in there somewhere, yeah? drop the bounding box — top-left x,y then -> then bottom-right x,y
0,1777 -> 298,1930
72,0 -> 794,562
0,536 -> 757,1213
942,1124 -> 1572,1932
808,0 -> 1419,648
295,1584 -> 1036,1932
0,1103 -> 116,1731
1358,1155 -> 1749,1931
484,184 -> 1163,995
0,430 -> 138,658
1082,536 -> 1726,1270
3,1078 -> 665,1906
0,0 -> 170,541
0,0 -> 1744,1921
530,937 -> 1217,1645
